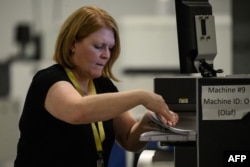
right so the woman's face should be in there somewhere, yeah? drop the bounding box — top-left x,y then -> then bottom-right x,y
71,28 -> 115,79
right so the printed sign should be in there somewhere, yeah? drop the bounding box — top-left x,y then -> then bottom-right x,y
201,85 -> 250,120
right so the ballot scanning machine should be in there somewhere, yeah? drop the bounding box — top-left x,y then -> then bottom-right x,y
140,0 -> 250,167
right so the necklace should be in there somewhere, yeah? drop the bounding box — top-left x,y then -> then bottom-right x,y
65,68 -> 105,167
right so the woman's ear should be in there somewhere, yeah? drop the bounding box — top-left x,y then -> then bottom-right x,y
71,39 -> 76,53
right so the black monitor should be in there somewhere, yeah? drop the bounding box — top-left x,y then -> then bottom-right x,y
175,0 -> 223,77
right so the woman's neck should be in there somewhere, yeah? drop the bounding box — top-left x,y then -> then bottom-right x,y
72,70 -> 90,95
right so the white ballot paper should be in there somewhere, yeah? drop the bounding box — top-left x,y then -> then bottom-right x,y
140,113 -> 196,142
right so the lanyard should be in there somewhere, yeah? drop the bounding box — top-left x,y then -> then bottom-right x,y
65,68 -> 105,153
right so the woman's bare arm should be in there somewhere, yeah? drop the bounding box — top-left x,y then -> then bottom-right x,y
45,81 -> 176,125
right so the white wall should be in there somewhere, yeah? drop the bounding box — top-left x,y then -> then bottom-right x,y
0,0 -> 231,61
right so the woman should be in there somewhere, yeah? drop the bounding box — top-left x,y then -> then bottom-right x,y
14,6 -> 178,167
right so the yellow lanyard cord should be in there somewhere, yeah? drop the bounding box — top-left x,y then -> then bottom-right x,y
65,68 -> 105,152
91,122 -> 105,151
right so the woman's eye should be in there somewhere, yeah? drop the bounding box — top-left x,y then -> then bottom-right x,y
94,44 -> 113,51
94,45 -> 103,49
95,46 -> 101,49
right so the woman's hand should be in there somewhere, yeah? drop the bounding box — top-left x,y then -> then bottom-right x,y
141,90 -> 179,126
159,110 -> 179,126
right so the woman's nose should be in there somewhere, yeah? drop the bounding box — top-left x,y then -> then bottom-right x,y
101,47 -> 111,59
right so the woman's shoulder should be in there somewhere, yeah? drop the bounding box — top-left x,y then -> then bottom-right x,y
31,64 -> 69,88
94,76 -> 118,93
35,64 -> 64,75
34,64 -> 66,80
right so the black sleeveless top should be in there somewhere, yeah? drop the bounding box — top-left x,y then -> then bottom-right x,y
14,64 -> 117,167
